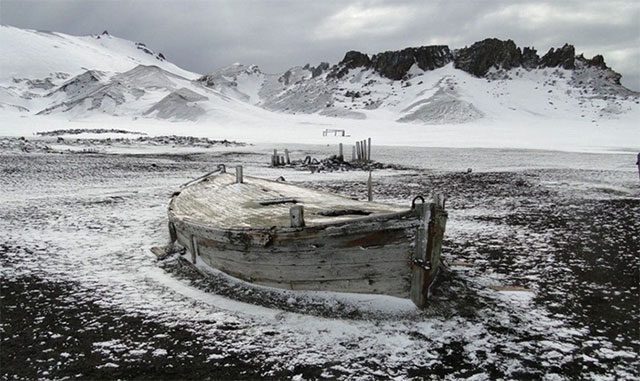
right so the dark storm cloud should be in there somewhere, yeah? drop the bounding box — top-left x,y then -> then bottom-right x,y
2,0 -> 638,90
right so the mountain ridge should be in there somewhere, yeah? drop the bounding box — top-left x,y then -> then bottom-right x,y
1,26 -> 637,127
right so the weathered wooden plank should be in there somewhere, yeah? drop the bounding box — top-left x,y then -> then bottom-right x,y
199,248 -> 410,283
196,237 -> 412,265
171,209 -> 420,249
183,235 -> 413,297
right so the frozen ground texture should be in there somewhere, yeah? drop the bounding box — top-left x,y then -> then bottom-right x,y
1,26 -> 639,151
1,144 -> 638,379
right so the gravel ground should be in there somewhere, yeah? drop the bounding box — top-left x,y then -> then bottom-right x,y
1,146 -> 638,380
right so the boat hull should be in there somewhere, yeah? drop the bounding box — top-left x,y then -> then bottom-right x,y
167,171 -> 447,308
172,210 -> 421,297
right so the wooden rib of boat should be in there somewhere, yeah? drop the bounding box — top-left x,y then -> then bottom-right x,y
167,165 -> 447,308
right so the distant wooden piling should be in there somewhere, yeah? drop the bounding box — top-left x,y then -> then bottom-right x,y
235,165 -> 243,183
352,146 -> 356,161
356,141 -> 361,161
290,205 -> 305,228
367,171 -> 373,201
338,143 -> 343,161
367,137 -> 371,161
284,149 -> 290,164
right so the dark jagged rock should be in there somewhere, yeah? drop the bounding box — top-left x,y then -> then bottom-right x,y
280,70 -> 292,85
328,51 -> 371,79
454,38 -> 522,76
323,39 -> 620,83
584,54 -> 607,70
370,46 -> 452,80
341,50 -> 371,69
539,43 -> 575,69
330,46 -> 452,80
521,47 -> 539,69
311,62 -> 329,78
575,54 -> 622,85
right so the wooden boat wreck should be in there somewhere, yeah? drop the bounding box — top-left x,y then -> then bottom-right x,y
167,165 -> 447,308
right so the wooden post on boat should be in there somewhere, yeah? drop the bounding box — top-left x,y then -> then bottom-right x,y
338,143 -> 343,161
367,137 -> 372,162
284,149 -> 290,165
410,194 -> 448,308
367,171 -> 373,201
290,205 -> 305,228
427,194 -> 447,283
410,202 -> 431,308
235,165 -> 243,183
190,235 -> 199,264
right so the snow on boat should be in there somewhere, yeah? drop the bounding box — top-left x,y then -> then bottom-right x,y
166,165 -> 447,308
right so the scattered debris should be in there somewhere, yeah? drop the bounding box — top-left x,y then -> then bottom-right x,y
36,128 -> 148,136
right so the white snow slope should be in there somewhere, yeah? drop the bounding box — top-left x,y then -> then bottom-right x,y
1,25 -> 638,152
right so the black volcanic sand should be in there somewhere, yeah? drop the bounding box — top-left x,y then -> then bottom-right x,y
1,151 -> 638,379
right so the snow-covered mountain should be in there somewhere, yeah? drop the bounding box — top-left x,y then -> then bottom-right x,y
0,26 -> 264,122
0,25 -> 638,150
197,40 -> 638,124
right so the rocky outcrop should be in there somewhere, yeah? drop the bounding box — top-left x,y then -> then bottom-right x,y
329,51 -> 371,79
574,53 -> 622,86
521,47 -> 539,69
310,62 -> 329,78
342,50 -> 371,69
582,54 -> 607,70
539,44 -> 575,69
326,39 -> 618,81
371,46 -> 452,80
453,39 -> 523,76
330,46 -> 452,80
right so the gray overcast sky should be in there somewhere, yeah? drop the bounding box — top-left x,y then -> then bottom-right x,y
2,0 -> 639,90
